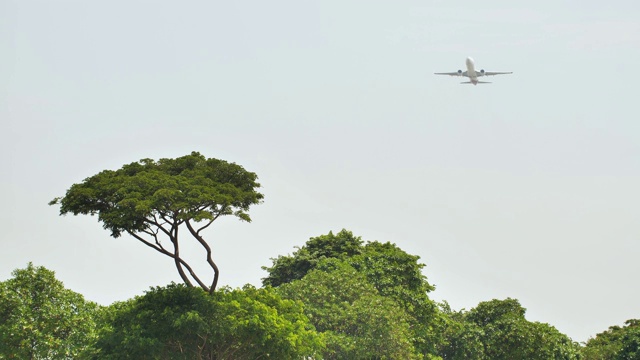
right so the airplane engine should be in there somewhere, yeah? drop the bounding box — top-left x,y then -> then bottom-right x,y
457,69 -> 462,74
479,69 -> 485,76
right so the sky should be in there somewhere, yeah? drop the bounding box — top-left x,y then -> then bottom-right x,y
2,0 -> 639,343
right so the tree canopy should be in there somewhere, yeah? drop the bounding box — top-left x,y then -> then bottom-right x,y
262,229 -> 364,287
277,259 -> 421,359
263,229 -> 443,357
93,283 -> 323,359
581,319 -> 640,360
0,263 -> 100,359
438,298 -> 581,360
49,152 -> 263,293
3,252 -> 637,359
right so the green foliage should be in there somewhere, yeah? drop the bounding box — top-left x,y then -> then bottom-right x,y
0,263 -> 100,359
582,319 -> 640,360
617,321 -> 640,360
437,303 -> 486,360
465,298 -> 526,327
50,152 -> 263,238
93,283 -> 323,359
352,241 -> 435,296
438,298 -> 581,360
262,229 -> 363,287
349,241 -> 442,355
278,259 -> 422,359
263,229 -> 442,356
49,152 -> 264,292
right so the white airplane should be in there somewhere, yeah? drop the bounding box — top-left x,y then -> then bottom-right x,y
435,57 -> 512,85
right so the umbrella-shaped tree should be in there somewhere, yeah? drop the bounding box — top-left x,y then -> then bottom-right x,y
50,152 -> 263,293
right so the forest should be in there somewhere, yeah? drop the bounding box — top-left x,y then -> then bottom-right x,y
2,153 -> 638,359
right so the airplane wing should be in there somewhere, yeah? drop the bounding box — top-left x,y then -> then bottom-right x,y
434,72 -> 465,76
481,71 -> 513,76
461,81 -> 491,84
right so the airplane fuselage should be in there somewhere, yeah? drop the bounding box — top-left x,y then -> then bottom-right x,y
465,57 -> 479,85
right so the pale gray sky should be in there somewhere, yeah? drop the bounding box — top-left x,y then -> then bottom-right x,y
2,0 -> 639,343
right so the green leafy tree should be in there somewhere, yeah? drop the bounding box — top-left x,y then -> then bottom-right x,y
262,229 -> 363,287
277,259 -> 422,359
437,302 -> 486,360
49,152 -> 263,293
582,319 -> 640,360
94,283 -> 323,359
263,229 -> 443,356
458,298 -> 581,360
0,263 -> 100,359
465,298 -> 526,327
349,241 -> 442,355
617,321 -> 640,360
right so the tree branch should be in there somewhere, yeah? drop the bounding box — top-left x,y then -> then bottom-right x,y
185,219 -> 219,293
195,207 -> 226,235
153,213 -> 170,229
196,218 -> 215,235
169,222 -> 193,290
126,230 -> 210,291
140,229 -> 167,253
145,218 -> 173,239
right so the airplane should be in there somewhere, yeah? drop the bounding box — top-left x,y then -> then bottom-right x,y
435,57 -> 512,85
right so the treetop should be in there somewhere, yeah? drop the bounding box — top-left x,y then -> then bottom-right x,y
50,151 -> 264,238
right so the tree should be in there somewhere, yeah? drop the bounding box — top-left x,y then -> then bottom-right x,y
263,229 -> 443,356
582,319 -> 640,360
262,229 -> 364,287
349,241 -> 442,355
93,283 -> 323,359
437,302 -> 486,360
277,259 -> 422,359
450,298 -> 580,360
616,320 -> 640,360
0,263 -> 100,359
465,298 -> 526,328
49,152 -> 263,293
